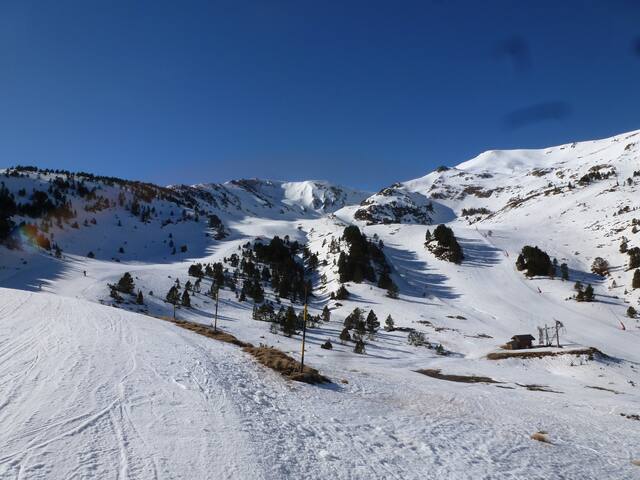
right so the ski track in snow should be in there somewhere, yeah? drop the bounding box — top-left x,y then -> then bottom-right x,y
1,289 -> 639,479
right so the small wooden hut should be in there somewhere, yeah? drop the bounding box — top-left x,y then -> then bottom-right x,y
504,334 -> 535,350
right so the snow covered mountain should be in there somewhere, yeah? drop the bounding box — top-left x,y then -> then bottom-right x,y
176,178 -> 370,219
353,129 -> 640,226
2,129 -> 640,479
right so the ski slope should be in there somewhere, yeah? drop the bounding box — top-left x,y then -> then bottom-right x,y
2,129 -> 640,478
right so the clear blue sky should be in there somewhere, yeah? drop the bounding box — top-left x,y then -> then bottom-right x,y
0,0 -> 639,190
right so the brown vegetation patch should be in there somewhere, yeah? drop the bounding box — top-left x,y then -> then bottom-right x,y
530,432 -> 552,444
154,316 -> 330,385
173,319 -> 252,347
517,383 -> 563,394
243,346 -> 330,385
586,385 -> 621,394
487,347 -> 602,361
416,369 -> 499,384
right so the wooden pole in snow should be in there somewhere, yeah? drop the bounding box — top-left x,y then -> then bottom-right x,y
300,286 -> 308,373
213,287 -> 219,333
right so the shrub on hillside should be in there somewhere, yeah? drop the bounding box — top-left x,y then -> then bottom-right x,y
113,272 -> 135,294
425,225 -> 464,264
332,285 -> 350,300
576,283 -> 595,302
516,246 -> 553,277
591,257 -> 610,277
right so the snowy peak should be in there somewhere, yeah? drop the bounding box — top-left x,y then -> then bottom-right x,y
187,178 -> 369,218
353,128 -> 640,225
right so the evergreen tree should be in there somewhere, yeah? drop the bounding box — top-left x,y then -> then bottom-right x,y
166,285 -> 180,319
633,269 -> 640,289
591,257 -> 609,276
428,225 -> 464,263
181,289 -> 191,307
136,290 -> 144,305
321,305 -> 331,322
628,247 -> 640,270
620,239 -> 628,254
339,327 -> 351,343
188,263 -> 204,278
365,310 -> 379,333
386,283 -> 399,299
334,285 -> 350,300
560,263 -> 569,281
384,314 -> 395,331
353,336 -> 366,354
355,317 -> 366,336
516,246 -> 552,277
578,284 -> 595,302
321,339 -> 333,350
115,272 -> 135,294
283,306 -> 297,336
343,307 -> 363,330
627,306 -> 637,318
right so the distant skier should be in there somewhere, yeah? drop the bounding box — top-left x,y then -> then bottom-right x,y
537,287 -> 542,294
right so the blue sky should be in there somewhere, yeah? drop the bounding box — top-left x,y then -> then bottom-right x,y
0,0 -> 638,191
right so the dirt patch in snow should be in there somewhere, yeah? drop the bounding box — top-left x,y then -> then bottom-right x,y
243,345 -> 330,385
416,369 -> 499,384
530,432 -> 553,444
486,347 -> 603,361
516,383 -> 563,394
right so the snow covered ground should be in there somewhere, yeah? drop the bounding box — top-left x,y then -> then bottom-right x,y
2,288 -> 640,479
2,129 -> 640,478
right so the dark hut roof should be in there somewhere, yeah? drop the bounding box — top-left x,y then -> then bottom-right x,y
511,334 -> 535,341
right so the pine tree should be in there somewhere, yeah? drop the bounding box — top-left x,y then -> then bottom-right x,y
386,283 -> 399,299
560,263 -> 569,281
321,339 -> 333,350
355,317 -> 366,336
339,327 -> 351,343
384,314 -> 395,331
344,307 -> 363,330
633,269 -> 640,289
582,284 -> 595,302
283,306 -> 297,336
353,336 -> 366,354
334,285 -> 350,300
321,305 -> 331,322
620,239 -> 628,253
627,306 -> 637,318
166,285 -> 180,319
136,290 -> 144,305
365,310 -> 379,333
116,272 -> 135,294
181,289 -> 191,307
